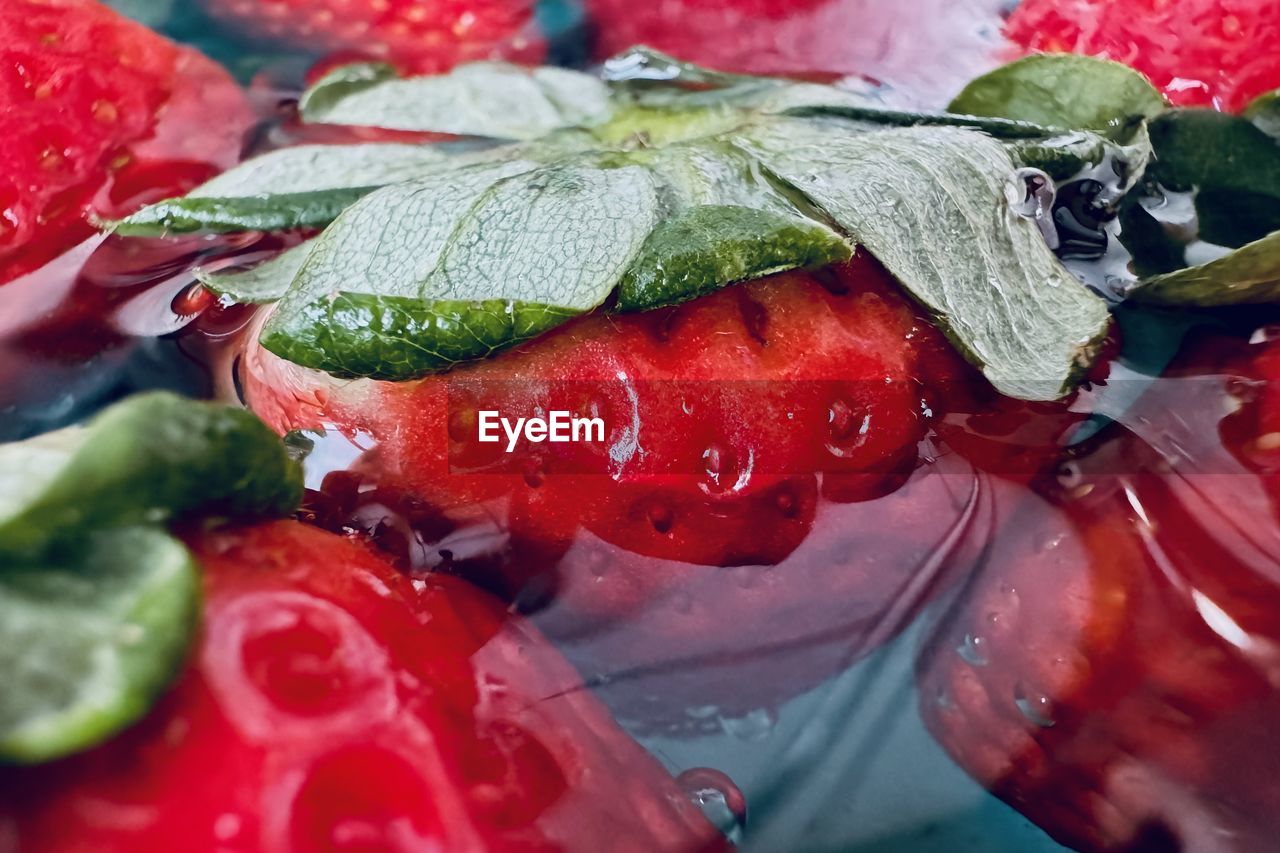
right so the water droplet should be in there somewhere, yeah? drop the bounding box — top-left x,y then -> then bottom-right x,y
956,632 -> 989,666
718,707 -> 777,742
1013,682 -> 1056,728
701,443 -> 743,494
170,282 -> 214,317
676,768 -> 747,842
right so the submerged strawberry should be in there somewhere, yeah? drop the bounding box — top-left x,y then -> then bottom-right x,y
919,328 -> 1280,852
0,520 -> 725,852
0,0 -> 253,286
586,0 -> 1010,106
243,259 -> 986,726
1006,0 -> 1280,110
199,0 -> 544,76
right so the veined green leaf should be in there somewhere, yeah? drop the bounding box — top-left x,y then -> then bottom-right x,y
738,118 -> 1111,400
617,205 -> 851,311
1126,230 -> 1280,306
262,157 -> 662,378
113,188 -> 375,236
949,54 -> 1166,132
188,143 -> 459,198
300,62 -> 612,139
0,393 -> 302,559
195,241 -> 316,305
0,527 -> 198,765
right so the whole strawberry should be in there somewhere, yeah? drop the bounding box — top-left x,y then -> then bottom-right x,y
0,521 -> 726,852
586,0 -> 1011,107
242,259 -> 985,728
0,0 -> 252,285
1007,0 -> 1280,110
199,0 -> 545,75
919,328 -> 1280,852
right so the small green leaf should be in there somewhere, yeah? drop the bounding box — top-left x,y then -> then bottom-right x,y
948,54 -> 1166,132
188,143 -> 459,199
297,62 -> 399,118
1126,230 -> 1280,306
300,62 -> 612,139
1244,89 -> 1280,139
617,205 -> 851,311
1009,125 -> 1152,185
0,527 -> 199,765
113,188 -> 375,236
1144,109 -> 1280,249
739,119 -> 1111,400
196,241 -> 315,305
0,393 -> 302,559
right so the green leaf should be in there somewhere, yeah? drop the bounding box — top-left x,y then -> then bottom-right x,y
297,62 -> 399,118
0,392 -> 302,559
1144,109 -> 1280,249
300,62 -> 612,139
113,188 -> 375,236
262,157 -> 662,378
948,54 -> 1166,132
1125,230 -> 1280,306
1009,125 -> 1152,185
0,527 -> 198,764
738,118 -> 1111,400
1244,89 -> 1280,139
617,205 -> 851,311
196,241 -> 315,305
188,143 -> 460,198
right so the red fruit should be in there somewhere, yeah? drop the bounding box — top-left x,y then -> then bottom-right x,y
1006,0 -> 1280,111
0,0 -> 253,285
0,520 -> 726,852
586,0 -> 1011,108
242,259 -> 986,725
918,328 -> 1280,852
199,0 -> 545,76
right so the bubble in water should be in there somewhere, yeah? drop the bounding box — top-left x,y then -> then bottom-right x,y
676,767 -> 747,843
956,632 -> 989,666
1013,682 -> 1056,728
718,707 -> 778,742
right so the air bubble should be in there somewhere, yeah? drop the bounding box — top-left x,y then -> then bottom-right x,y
956,632 -> 989,666
1014,682 -> 1056,728
677,767 -> 747,843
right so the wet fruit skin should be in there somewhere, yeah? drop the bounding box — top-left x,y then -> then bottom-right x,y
198,0 -> 545,76
0,520 -> 726,853
242,258 -> 988,728
584,0 -> 1011,107
1007,0 -> 1280,111
0,0 -> 253,286
918,327 -> 1280,852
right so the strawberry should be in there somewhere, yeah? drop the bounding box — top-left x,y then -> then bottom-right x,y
586,0 -> 1011,107
0,0 -> 253,286
918,327 -> 1280,852
241,259 -> 987,727
1006,0 -> 1280,111
0,520 -> 727,852
198,0 -> 545,76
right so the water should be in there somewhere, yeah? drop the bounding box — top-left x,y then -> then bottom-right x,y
9,2 -> 1280,851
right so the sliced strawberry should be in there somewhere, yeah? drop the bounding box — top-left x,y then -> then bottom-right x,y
918,328 -> 1280,852
586,0 -> 1011,107
242,259 -> 987,724
0,520 -> 726,852
1006,0 -> 1280,110
0,0 -> 253,286
198,0 -> 545,76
